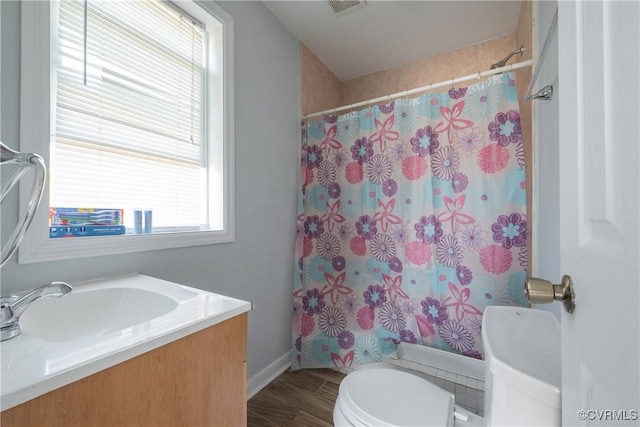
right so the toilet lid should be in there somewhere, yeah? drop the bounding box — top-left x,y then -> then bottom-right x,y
339,368 -> 455,427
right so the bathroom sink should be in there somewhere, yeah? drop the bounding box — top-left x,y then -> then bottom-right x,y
1,274 -> 251,411
20,287 -> 178,342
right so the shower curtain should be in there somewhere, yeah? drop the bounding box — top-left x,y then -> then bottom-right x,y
293,72 -> 527,370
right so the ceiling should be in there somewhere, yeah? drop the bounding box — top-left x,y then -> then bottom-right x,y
263,1 -> 522,81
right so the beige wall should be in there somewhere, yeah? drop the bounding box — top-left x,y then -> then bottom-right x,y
300,33 -> 521,116
341,34 -> 516,106
300,44 -> 342,116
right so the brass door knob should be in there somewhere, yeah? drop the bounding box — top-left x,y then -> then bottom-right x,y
525,275 -> 576,313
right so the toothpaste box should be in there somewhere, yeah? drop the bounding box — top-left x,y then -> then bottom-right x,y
50,208 -> 123,226
49,225 -> 126,238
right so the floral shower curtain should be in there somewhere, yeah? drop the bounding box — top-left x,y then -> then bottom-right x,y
292,72 -> 527,370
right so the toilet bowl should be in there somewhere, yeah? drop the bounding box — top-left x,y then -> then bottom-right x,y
333,368 -> 483,426
333,306 -> 561,426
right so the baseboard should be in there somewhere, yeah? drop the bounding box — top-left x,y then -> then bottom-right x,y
246,351 -> 291,400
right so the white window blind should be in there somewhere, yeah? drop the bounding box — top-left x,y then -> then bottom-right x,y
52,0 -> 209,232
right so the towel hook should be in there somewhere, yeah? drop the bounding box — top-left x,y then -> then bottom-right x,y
526,85 -> 554,101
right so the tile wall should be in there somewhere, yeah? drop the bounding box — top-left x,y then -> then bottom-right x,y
387,358 -> 485,416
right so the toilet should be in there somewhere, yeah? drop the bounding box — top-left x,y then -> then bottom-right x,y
333,306 -> 561,426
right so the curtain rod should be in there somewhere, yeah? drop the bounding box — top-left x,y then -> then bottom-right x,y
302,59 -> 533,120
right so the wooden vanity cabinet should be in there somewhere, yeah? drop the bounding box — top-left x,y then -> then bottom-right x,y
1,313 -> 247,427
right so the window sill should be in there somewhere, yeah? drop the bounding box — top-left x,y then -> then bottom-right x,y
18,228 -> 234,264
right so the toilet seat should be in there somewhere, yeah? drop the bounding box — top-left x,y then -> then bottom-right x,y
337,368 -> 456,427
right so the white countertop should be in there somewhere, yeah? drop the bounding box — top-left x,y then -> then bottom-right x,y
1,274 -> 251,411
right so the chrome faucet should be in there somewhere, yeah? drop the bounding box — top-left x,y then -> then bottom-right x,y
0,282 -> 72,341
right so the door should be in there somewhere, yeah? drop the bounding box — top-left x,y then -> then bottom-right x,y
557,1 -> 639,425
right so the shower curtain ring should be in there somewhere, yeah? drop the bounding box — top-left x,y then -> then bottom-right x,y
477,71 -> 481,79
450,78 -> 455,89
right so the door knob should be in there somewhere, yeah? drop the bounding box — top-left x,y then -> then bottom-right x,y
525,275 -> 576,313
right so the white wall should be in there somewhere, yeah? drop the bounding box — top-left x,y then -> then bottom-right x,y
532,0 -> 561,319
0,0 -> 300,380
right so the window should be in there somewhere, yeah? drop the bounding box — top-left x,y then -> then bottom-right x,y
18,0 -> 234,263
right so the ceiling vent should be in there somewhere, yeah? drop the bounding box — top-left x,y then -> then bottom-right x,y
326,0 -> 367,16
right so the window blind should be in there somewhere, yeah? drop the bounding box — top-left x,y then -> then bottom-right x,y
52,0 -> 207,231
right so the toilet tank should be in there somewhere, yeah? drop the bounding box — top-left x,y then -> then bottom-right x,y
482,306 -> 561,426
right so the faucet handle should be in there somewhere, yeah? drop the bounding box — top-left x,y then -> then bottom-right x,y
1,296 -> 18,323
0,295 -> 19,338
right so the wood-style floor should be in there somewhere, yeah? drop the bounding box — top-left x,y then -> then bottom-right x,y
247,369 -> 346,427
